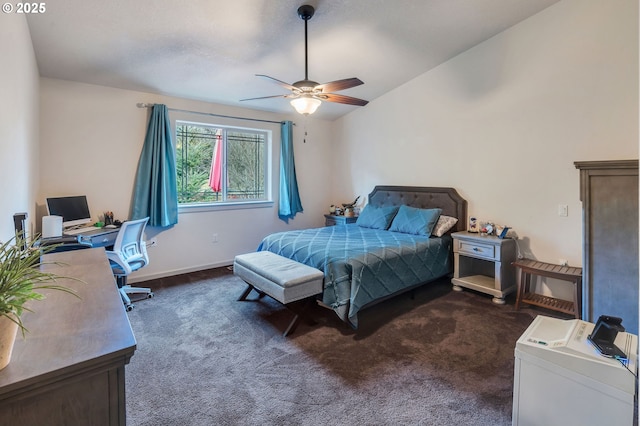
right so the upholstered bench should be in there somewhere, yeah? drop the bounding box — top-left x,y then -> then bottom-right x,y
234,251 -> 324,336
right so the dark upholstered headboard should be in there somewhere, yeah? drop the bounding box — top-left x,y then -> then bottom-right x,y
367,186 -> 467,232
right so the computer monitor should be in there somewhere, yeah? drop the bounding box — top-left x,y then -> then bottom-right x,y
46,195 -> 92,228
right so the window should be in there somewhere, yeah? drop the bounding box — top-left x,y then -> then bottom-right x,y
175,121 -> 271,206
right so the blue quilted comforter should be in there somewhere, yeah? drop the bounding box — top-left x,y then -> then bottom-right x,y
257,224 -> 452,328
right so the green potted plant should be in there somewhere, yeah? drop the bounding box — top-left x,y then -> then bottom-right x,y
0,233 -> 78,370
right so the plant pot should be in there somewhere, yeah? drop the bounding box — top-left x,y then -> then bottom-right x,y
0,315 -> 19,370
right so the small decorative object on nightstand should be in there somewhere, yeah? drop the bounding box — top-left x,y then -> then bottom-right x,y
451,231 -> 517,304
324,214 -> 358,226
469,217 -> 478,233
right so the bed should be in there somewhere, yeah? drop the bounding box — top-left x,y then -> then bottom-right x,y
258,186 -> 467,328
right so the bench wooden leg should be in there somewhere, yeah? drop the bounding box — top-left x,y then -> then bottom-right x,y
283,313 -> 301,337
283,298 -> 316,337
237,284 -> 254,301
239,285 -> 318,337
238,283 -> 268,301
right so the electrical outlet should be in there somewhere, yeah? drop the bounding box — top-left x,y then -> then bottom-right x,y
212,233 -> 218,243
558,204 -> 568,217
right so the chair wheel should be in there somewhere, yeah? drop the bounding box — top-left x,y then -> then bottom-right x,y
148,292 -> 154,298
125,304 -> 134,311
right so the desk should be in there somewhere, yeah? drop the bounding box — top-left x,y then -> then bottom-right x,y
0,248 -> 136,425
42,227 -> 119,251
74,227 -> 119,248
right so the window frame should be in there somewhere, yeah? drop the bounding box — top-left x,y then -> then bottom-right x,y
172,118 -> 274,213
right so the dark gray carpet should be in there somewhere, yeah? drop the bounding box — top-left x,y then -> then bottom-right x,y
125,268 -> 546,425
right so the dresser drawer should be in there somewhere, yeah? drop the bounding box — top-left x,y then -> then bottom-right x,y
79,232 -> 117,248
458,240 -> 496,260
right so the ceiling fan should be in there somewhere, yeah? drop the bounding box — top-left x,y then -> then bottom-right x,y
240,4 -> 368,115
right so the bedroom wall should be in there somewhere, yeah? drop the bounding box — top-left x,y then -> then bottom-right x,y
38,78 -> 335,281
0,14 -> 40,242
332,0 -> 638,298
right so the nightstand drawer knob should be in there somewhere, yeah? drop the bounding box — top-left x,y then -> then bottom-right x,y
473,247 -> 480,252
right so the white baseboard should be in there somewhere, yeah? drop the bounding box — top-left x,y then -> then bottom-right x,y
128,259 -> 234,284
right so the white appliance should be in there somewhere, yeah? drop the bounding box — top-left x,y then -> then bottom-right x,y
42,215 -> 63,238
512,315 -> 637,426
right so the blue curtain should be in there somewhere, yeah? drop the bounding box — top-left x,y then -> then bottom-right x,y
131,104 -> 178,227
278,121 -> 303,221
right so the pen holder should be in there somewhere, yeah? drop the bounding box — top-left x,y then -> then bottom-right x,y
104,211 -> 114,226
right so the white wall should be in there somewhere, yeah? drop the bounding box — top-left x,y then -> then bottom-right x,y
22,0 -> 640,294
0,15 -> 40,241
333,0 -> 638,298
38,79 -> 334,281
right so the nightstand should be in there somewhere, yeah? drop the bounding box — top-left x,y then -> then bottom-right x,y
324,214 -> 358,226
451,231 -> 517,304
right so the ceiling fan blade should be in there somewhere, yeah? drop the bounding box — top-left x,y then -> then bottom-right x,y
321,93 -> 369,106
256,74 -> 298,92
240,94 -> 290,102
314,78 -> 364,93
243,6 -> 369,113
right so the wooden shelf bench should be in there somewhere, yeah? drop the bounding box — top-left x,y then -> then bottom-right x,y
512,259 -> 582,318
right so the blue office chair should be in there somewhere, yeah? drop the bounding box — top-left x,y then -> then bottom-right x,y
106,217 -> 153,311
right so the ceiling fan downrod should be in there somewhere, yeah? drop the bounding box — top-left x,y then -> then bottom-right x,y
298,5 -> 315,82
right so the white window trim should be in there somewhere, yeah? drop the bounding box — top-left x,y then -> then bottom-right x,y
178,200 -> 274,214
172,117 -> 274,212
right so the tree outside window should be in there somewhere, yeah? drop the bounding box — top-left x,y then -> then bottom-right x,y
175,122 -> 269,205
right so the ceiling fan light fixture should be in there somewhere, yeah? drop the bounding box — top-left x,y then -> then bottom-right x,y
240,5 -> 368,113
290,96 -> 322,115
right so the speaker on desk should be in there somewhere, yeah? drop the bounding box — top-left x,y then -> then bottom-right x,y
42,215 -> 63,238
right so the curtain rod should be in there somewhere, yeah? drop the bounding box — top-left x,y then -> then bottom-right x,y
136,103 -> 291,125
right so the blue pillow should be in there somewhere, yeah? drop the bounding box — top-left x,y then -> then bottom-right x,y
388,206 -> 442,236
356,205 -> 399,230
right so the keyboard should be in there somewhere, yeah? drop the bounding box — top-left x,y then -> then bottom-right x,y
64,226 -> 99,235
40,235 -> 79,244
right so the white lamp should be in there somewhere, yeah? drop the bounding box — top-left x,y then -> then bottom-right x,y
290,96 -> 322,115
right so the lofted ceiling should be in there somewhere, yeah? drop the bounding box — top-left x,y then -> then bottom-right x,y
26,0 -> 560,121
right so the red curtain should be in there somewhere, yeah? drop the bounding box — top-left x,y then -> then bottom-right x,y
208,135 -> 222,192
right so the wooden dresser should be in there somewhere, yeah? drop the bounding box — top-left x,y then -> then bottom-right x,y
0,248 -> 137,426
575,160 -> 638,334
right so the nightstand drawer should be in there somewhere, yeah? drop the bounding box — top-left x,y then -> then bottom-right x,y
324,214 -> 358,226
458,240 -> 496,260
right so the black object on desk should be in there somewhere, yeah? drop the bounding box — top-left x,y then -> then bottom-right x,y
39,235 -> 91,253
588,315 -> 628,359
13,212 -> 28,249
41,235 -> 79,244
40,228 -> 120,253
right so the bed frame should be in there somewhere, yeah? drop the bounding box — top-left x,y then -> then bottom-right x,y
367,185 -> 468,233
352,185 -> 468,317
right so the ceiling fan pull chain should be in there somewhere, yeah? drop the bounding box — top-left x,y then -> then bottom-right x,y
303,117 -> 308,143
